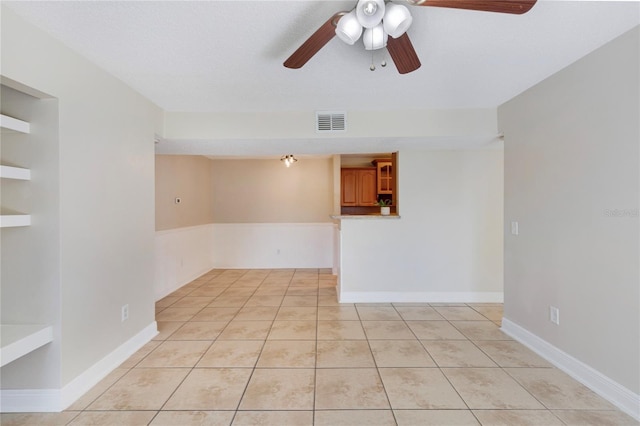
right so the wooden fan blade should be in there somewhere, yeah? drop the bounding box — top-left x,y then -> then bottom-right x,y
410,0 -> 537,14
284,12 -> 344,69
387,33 -> 421,74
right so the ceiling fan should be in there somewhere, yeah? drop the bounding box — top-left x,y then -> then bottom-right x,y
284,0 -> 537,74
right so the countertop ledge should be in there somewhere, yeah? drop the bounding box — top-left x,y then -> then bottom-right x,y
331,214 -> 401,220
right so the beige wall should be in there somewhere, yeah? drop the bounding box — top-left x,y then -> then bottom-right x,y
155,155 -> 214,231
499,26 -> 639,394
211,157 -> 333,223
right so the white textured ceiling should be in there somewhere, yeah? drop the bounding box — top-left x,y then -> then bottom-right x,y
5,0 -> 640,114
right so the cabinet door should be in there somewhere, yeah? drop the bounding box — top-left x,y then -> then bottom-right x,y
377,162 -> 393,194
358,169 -> 378,205
341,169 -> 358,206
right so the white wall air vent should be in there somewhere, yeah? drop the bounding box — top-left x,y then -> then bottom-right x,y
316,111 -> 346,133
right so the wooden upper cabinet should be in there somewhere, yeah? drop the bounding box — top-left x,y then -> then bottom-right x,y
374,160 -> 393,194
341,168 -> 377,206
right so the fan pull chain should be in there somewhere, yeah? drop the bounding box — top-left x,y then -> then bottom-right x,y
370,50 -> 387,71
370,30 -> 376,71
367,30 -> 388,71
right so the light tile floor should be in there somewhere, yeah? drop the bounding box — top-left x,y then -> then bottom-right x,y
2,268 -> 638,425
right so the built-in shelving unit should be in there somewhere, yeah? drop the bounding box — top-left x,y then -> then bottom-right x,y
1,112 -> 32,228
1,85 -> 52,372
0,165 -> 31,180
0,325 -> 53,367
0,215 -> 31,228
0,113 -> 30,134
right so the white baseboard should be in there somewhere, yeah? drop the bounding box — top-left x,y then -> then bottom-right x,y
501,317 -> 640,421
339,291 -> 503,303
155,265 -> 213,301
0,322 -> 158,413
60,322 -> 158,410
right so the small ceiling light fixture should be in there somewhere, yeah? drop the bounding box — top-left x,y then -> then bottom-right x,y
281,154 -> 298,167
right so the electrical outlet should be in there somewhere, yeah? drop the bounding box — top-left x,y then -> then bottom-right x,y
121,304 -> 129,322
549,306 -> 559,325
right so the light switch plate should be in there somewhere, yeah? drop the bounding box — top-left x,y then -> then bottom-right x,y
121,304 -> 129,322
511,221 -> 519,235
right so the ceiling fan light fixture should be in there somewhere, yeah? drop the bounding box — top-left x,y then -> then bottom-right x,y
335,10 -> 363,45
356,0 -> 385,28
383,3 -> 413,38
363,23 -> 387,51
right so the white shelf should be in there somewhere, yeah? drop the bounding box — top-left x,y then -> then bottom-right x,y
0,165 -> 31,180
0,215 -> 31,227
0,114 -> 30,134
0,324 -> 53,367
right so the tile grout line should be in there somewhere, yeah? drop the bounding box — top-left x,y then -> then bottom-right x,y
394,305 -> 478,418
366,306 -> 400,426
228,269 -> 315,419
151,271 -> 245,422
312,273 -> 319,426
229,270 -> 280,419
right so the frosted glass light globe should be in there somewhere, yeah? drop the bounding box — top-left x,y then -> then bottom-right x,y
383,3 -> 413,38
363,23 -> 388,50
335,11 -> 363,45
